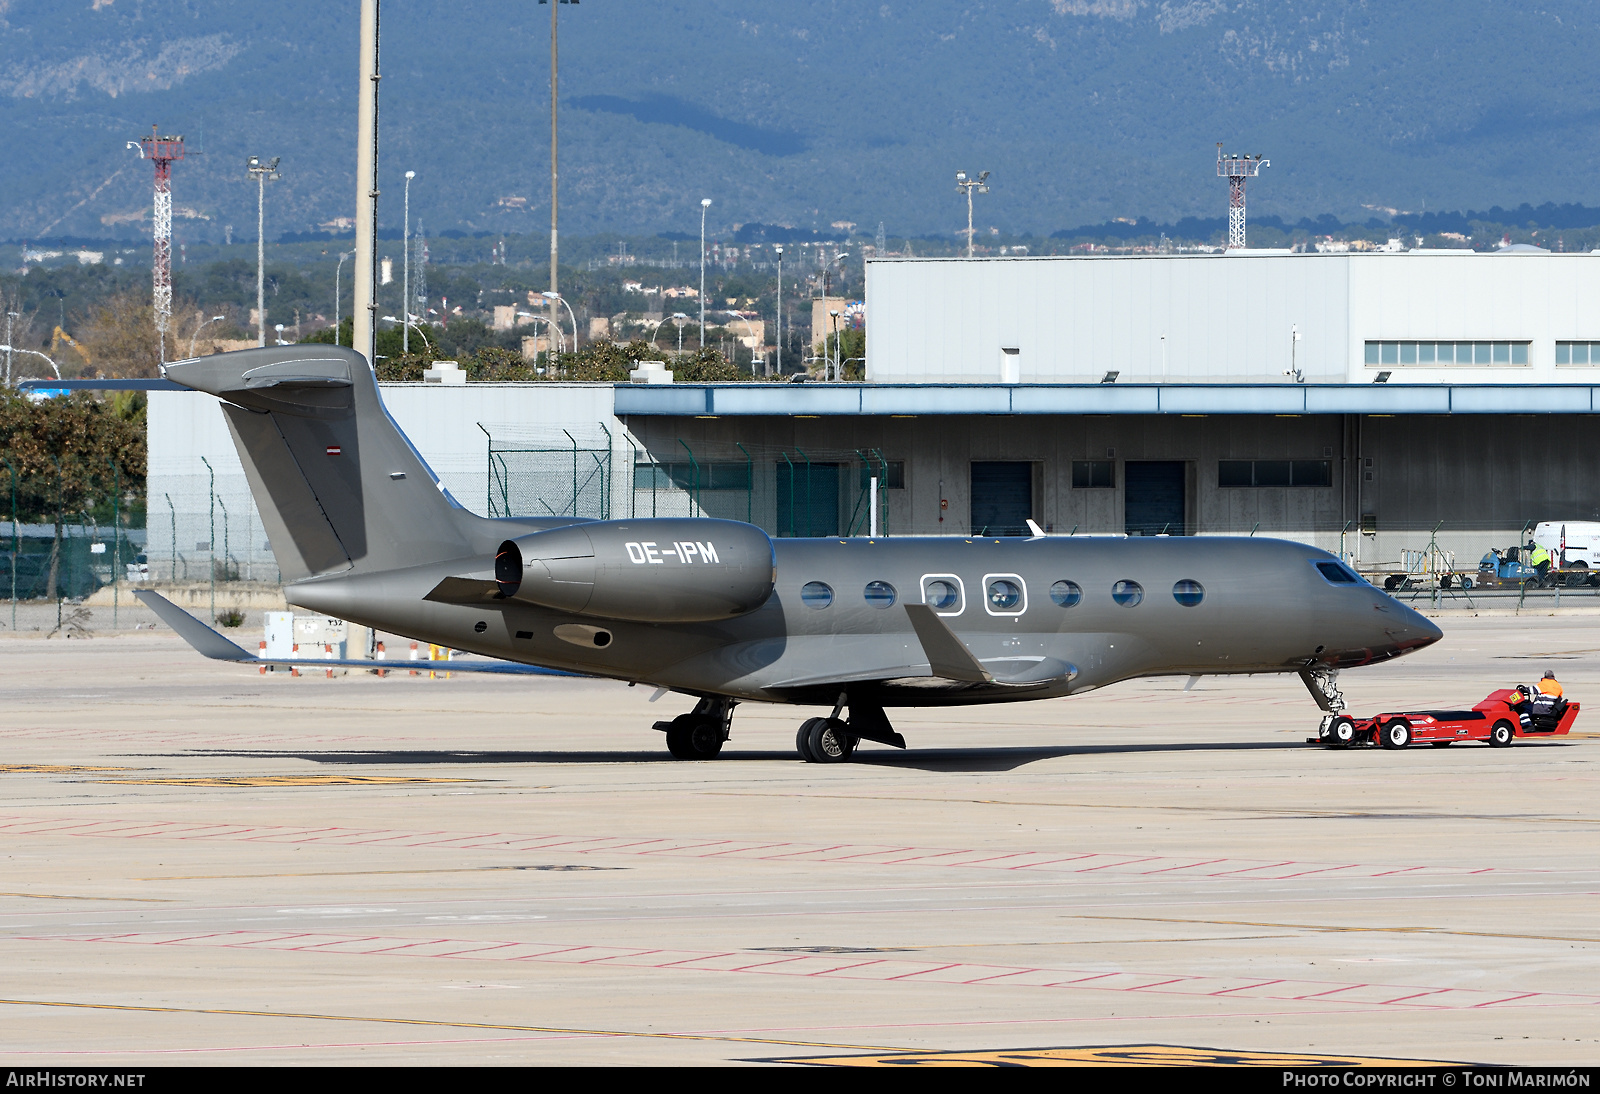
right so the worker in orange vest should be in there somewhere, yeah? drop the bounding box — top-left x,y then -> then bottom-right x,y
1538,670 -> 1563,699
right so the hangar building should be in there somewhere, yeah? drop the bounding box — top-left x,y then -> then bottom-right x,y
142,249 -> 1600,581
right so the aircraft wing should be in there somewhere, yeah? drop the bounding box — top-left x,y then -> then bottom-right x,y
131,590 -> 578,677
902,604 -> 995,684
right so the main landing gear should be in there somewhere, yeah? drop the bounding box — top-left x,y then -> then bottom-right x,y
796,694 -> 907,764
654,696 -> 736,760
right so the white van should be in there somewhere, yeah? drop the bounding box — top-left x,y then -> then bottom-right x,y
1532,522 -> 1600,570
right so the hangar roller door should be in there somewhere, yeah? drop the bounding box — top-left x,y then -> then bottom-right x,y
1124,461 -> 1187,536
971,462 -> 1033,536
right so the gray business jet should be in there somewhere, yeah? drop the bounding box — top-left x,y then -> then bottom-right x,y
139,346 -> 1442,763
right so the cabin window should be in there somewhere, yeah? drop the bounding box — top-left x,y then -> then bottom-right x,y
800,581 -> 834,609
864,580 -> 897,608
986,577 -> 1024,613
1049,580 -> 1082,607
922,577 -> 962,612
1172,579 -> 1205,607
1112,579 -> 1144,607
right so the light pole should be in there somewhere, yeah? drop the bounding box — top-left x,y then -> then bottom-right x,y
540,291 -> 579,352
334,251 -> 351,346
247,155 -> 282,347
829,309 -> 841,381
402,170 -> 415,354
541,0 -> 578,351
3,311 -> 16,387
0,347 -> 59,380
955,169 -> 990,259
187,314 -> 225,359
699,197 -> 711,348
671,312 -> 688,355
774,245 -> 783,376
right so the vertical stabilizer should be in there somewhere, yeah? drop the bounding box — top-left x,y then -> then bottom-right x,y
165,346 -> 477,582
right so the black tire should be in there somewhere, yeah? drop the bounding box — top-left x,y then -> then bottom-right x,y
805,717 -> 857,763
1329,716 -> 1357,746
1380,719 -> 1412,750
666,716 -> 698,759
1490,720 -> 1514,748
1383,575 -> 1401,591
796,717 -> 825,762
666,714 -> 723,759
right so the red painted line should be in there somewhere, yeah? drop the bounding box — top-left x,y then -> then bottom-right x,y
883,963 -> 960,981
361,938 -> 455,955
429,942 -> 526,958
647,952 -> 744,968
508,946 -> 591,961
1471,993 -> 1541,1007
698,842 -> 791,858
1207,980 -> 1285,996
1007,854 -> 1101,869
297,936 -> 384,950
1138,858 -> 1230,874
1204,860 -> 1296,876
819,847 -> 921,862
756,844 -> 852,859
638,841 -> 736,856
150,933 -> 231,946
1126,978 -> 1193,992
1368,866 -> 1427,877
725,956 -> 813,972
1380,990 -> 1451,1005
957,968 -> 1038,985
799,960 -> 883,977
1273,865 -> 1360,879
1293,983 -> 1370,1000
1074,857 -> 1160,872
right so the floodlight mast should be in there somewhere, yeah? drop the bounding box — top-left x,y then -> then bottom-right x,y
955,169 -> 990,259
247,156 -> 282,348
1216,143 -> 1269,249
132,127 -> 186,365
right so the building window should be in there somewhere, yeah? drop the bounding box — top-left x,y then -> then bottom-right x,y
1363,341 -> 1528,367
1071,460 -> 1114,488
634,461 -> 752,490
1219,460 -> 1333,487
857,461 -> 906,489
1555,342 -> 1600,365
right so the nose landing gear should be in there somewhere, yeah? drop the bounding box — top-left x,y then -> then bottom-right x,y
655,696 -> 737,759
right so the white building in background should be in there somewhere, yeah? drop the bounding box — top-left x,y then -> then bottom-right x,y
864,249 -> 1600,386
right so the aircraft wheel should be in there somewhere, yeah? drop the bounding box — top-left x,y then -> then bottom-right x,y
804,717 -> 857,763
1380,719 -> 1412,750
1328,716 -> 1357,747
796,718 -> 825,762
1490,720 -> 1515,748
666,715 -> 724,760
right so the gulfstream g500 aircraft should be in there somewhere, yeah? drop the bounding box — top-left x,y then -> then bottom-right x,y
139,346 -> 1442,763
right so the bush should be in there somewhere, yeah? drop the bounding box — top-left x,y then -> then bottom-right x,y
216,608 -> 245,628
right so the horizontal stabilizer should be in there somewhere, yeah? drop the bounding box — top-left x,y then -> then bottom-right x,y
132,589 -> 579,677
132,590 -> 255,661
903,604 -> 994,684
423,577 -> 504,605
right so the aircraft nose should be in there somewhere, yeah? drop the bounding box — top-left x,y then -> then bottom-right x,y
1383,597 -> 1443,652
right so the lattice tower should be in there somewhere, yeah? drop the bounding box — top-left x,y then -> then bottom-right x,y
139,127 -> 186,356
1216,143 -> 1268,249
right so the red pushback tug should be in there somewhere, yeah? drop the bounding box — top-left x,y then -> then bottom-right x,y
1315,687 -> 1579,749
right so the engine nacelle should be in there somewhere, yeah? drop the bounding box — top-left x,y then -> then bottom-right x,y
494,518 -> 775,623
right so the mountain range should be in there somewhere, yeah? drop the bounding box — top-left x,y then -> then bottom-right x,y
5,1 -> 1600,243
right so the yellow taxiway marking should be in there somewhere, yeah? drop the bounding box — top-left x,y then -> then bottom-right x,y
1069,914 -> 1600,946
138,865 -> 622,880
1,764 -> 136,773
774,1044 -> 1464,1067
0,997 -> 907,1054
89,775 -> 482,787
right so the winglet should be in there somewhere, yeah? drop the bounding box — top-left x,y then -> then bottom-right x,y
1025,518 -> 1047,538
131,589 -> 256,661
904,604 -> 994,684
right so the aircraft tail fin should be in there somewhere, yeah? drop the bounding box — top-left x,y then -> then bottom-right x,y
164,346 -> 479,582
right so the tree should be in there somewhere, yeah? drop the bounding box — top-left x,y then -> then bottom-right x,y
0,391 -> 146,600
80,292 -> 220,377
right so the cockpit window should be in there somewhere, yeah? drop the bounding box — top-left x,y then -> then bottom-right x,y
1315,561 -> 1361,585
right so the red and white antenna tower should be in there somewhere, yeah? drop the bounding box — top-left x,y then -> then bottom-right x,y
131,126 -> 186,363
1216,143 -> 1268,250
